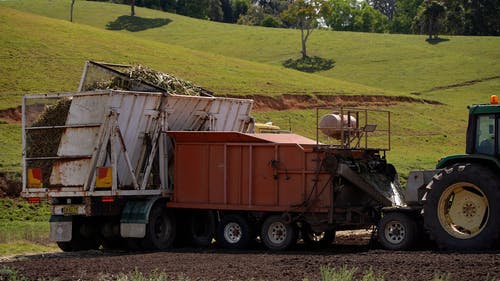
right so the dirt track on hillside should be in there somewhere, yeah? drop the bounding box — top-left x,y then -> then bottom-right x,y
2,231 -> 500,281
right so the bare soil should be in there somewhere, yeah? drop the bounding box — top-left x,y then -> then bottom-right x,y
2,231 -> 500,281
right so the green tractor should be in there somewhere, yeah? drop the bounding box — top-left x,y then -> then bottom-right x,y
379,96 -> 500,250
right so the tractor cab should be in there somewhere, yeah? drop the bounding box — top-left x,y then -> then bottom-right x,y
466,95 -> 500,157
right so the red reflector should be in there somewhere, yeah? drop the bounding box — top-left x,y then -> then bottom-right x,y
28,197 -> 41,204
101,196 -> 115,203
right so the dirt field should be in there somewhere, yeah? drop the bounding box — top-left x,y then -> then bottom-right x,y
2,231 -> 500,281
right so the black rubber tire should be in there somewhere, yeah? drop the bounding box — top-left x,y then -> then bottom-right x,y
56,219 -> 100,252
301,226 -> 335,248
423,163 -> 500,250
216,214 -> 252,249
378,212 -> 417,250
56,241 -> 74,252
261,215 -> 297,251
189,210 -> 216,247
141,203 -> 176,251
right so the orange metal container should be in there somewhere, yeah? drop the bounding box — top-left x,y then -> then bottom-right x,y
167,132 -> 332,213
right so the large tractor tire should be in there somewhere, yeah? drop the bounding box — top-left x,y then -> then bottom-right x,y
378,212 -> 417,250
261,215 -> 297,251
141,203 -> 176,251
216,214 -> 252,249
423,163 -> 500,250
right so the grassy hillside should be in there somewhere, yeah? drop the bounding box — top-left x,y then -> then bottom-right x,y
0,5 -> 383,107
2,0 -> 499,95
0,1 -> 498,177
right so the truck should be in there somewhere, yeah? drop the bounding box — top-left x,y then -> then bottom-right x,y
22,61 -> 408,251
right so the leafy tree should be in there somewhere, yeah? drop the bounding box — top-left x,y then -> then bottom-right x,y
464,0 -> 499,35
207,0 -> 224,21
367,0 -> 396,19
442,0 -> 465,35
414,0 -> 446,39
352,2 -> 388,32
261,15 -> 283,27
324,0 -> 356,31
237,5 -> 265,25
390,0 -> 423,33
281,0 -> 330,59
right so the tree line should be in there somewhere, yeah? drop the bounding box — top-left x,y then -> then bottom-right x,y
92,0 -> 498,36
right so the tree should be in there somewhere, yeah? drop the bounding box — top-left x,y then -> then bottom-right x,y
130,0 -> 136,16
281,0 -> 330,59
324,0 -> 356,31
418,0 -> 446,39
390,0 -> 423,33
368,0 -> 396,19
70,0 -> 76,22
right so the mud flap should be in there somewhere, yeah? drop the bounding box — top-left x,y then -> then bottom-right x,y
120,198 -> 159,238
50,216 -> 72,242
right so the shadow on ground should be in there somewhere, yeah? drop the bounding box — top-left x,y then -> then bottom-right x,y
106,15 -> 172,32
426,37 -> 450,45
283,56 -> 335,73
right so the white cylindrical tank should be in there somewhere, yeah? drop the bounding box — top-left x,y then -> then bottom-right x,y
319,113 -> 357,139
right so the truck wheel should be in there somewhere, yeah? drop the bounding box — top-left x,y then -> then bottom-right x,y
56,241 -> 74,252
141,203 -> 176,251
261,215 -> 297,251
56,220 -> 100,252
378,212 -> 417,250
189,210 -> 216,247
301,226 -> 335,248
424,163 -> 500,250
217,214 -> 252,249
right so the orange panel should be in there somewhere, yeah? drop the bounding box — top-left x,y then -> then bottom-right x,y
208,145 -> 225,204
175,144 -> 209,203
251,146 -> 277,206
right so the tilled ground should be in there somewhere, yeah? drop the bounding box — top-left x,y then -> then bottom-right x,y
2,232 -> 500,281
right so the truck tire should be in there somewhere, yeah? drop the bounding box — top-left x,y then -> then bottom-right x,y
301,226 -> 335,248
141,203 -> 176,251
423,163 -> 500,250
261,215 -> 297,251
56,219 -> 100,252
378,212 -> 417,250
189,210 -> 216,247
217,214 -> 252,249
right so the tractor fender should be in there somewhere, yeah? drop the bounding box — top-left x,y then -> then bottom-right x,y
120,197 -> 165,238
437,154 -> 500,170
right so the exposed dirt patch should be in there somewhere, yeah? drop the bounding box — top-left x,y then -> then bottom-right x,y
0,106 -> 21,123
0,94 -> 440,122
0,173 -> 21,197
422,75 -> 500,93
2,233 -> 499,281
233,94 -> 441,111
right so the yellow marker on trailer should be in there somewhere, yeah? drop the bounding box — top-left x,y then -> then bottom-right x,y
95,167 -> 112,189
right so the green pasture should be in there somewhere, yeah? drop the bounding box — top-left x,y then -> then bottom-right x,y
1,0 -> 499,94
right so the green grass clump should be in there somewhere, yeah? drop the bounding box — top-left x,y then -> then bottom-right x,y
0,198 -> 52,251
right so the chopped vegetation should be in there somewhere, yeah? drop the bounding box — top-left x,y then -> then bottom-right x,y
87,64 -> 213,96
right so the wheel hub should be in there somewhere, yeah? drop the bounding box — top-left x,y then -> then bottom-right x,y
268,222 -> 287,244
384,221 -> 405,244
438,182 -> 489,239
224,222 -> 242,243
